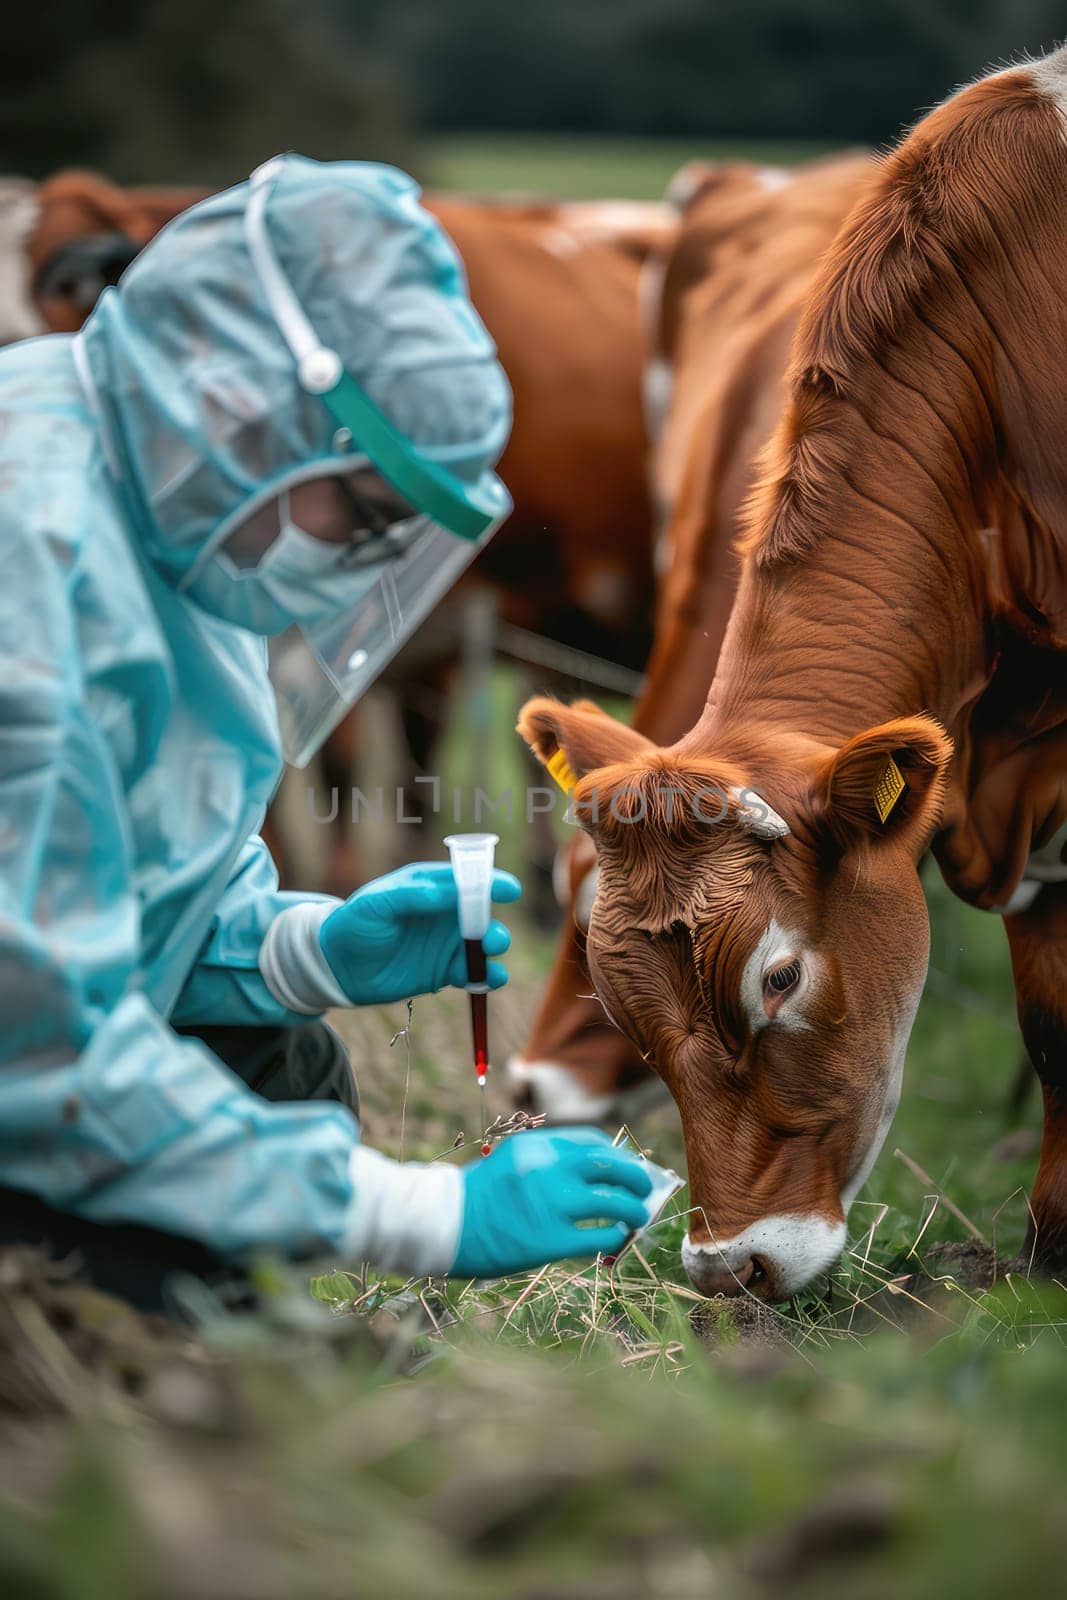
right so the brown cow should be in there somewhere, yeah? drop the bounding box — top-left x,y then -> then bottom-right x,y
510,153 -> 875,1120
519,46 -> 1067,1301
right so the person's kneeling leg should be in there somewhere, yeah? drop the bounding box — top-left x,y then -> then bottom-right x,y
0,1023 -> 359,1316
176,1018 -> 359,1117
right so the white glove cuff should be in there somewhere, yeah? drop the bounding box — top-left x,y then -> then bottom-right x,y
258,900 -> 350,1014
343,1146 -> 465,1277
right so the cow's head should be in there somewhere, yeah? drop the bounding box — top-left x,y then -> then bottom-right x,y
518,696 -> 952,1300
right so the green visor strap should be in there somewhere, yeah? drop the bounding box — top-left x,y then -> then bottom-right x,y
320,371 -> 511,542
243,157 -> 511,543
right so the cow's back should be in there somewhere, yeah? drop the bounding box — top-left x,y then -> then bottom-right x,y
428,196 -> 668,654
641,152 -> 875,743
652,154 -> 875,550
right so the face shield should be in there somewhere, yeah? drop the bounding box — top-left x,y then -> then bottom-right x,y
238,158 -> 511,767
267,506 -> 499,767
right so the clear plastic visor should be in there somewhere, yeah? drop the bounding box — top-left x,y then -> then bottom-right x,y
268,503 -> 506,768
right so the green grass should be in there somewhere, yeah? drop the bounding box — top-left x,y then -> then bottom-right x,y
420,132 -> 846,199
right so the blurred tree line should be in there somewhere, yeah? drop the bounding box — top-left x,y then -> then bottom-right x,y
0,0 -> 412,182
379,0 -> 1065,143
2,0 -> 1063,180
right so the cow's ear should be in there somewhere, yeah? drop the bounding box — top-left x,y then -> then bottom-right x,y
517,697 -> 654,791
817,715 -> 953,854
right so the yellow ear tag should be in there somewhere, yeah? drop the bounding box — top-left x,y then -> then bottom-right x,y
873,757 -> 906,824
546,747 -> 578,793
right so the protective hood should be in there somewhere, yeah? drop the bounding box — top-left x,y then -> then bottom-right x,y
75,155 -> 513,604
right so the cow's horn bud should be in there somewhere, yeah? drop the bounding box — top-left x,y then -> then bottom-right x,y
729,786 -> 790,839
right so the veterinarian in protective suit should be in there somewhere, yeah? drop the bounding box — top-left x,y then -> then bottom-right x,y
0,155 -> 652,1308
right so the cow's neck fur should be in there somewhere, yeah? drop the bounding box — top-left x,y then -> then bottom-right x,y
680,61 -> 1067,905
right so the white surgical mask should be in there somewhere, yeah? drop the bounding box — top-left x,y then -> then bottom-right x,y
183,488 -> 408,636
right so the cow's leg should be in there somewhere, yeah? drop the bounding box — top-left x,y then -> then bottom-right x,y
1004,881 -> 1067,1272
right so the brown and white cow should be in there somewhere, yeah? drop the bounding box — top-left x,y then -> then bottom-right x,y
519,47 -> 1067,1299
510,152 -> 876,1120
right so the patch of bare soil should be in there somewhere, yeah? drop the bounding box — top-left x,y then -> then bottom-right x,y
821,1239 -> 1019,1340
914,1238 -> 1000,1291
689,1294 -> 797,1350
0,1245 -> 388,1432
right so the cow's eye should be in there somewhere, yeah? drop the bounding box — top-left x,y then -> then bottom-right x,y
765,961 -> 801,996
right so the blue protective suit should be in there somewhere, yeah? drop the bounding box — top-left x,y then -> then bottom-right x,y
0,158 -> 510,1258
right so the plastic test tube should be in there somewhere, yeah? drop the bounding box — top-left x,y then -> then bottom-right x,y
444,833 -> 499,1153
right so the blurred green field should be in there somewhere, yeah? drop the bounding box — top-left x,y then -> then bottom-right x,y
2,142 -> 1063,1599
422,132 -> 845,198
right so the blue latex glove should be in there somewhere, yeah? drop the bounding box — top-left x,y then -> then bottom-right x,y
451,1127 -> 655,1277
319,862 -> 521,1006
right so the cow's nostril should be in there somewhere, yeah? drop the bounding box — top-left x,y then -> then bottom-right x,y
682,1233 -> 791,1299
732,1256 -> 756,1289
688,1254 -> 756,1297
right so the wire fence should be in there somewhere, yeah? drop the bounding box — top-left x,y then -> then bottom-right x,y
493,620 -> 646,698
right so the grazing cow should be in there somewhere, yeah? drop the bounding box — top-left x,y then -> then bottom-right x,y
510,153 -> 875,1120
518,46 -> 1067,1301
